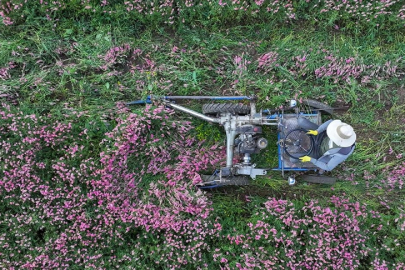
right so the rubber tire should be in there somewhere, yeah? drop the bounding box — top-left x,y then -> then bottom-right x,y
299,174 -> 336,184
200,175 -> 250,186
222,175 -> 250,186
202,103 -> 250,115
301,99 -> 334,115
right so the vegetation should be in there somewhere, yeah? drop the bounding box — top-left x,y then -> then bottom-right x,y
1,0 -> 404,269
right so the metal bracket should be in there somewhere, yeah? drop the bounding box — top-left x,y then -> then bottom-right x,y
235,164 -> 267,179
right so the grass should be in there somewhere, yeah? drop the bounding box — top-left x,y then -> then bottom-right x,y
1,15 -> 403,192
1,2 -> 405,268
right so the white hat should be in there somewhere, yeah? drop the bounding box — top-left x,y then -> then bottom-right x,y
326,120 -> 356,147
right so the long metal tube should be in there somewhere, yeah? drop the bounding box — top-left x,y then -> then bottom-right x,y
164,96 -> 252,101
165,102 -> 220,123
224,115 -> 238,168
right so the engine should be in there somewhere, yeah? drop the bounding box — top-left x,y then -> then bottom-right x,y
234,125 -> 268,163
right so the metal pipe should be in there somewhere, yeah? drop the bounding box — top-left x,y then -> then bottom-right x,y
164,96 -> 252,101
250,101 -> 257,116
225,120 -> 237,168
128,95 -> 255,106
165,102 -> 220,123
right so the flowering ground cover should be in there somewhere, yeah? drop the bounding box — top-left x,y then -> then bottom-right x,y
1,1 -> 405,269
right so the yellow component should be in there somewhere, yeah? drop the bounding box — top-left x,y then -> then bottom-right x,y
307,130 -> 318,136
299,156 -> 311,162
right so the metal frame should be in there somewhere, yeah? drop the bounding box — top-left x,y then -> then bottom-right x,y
127,95 -> 320,186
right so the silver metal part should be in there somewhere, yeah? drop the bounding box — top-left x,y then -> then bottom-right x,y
161,99 -> 274,182
250,101 -> 257,117
165,102 -> 220,123
257,137 -> 268,149
288,176 -> 296,185
243,153 -> 251,164
235,164 -> 267,179
223,114 -> 238,168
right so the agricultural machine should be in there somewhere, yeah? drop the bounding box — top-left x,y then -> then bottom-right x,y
128,96 -> 337,187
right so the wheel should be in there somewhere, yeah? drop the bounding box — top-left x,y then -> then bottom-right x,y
223,175 -> 250,186
200,174 -> 250,187
288,176 -> 296,185
283,129 -> 315,159
298,99 -> 334,115
299,174 -> 336,184
202,103 -> 250,115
